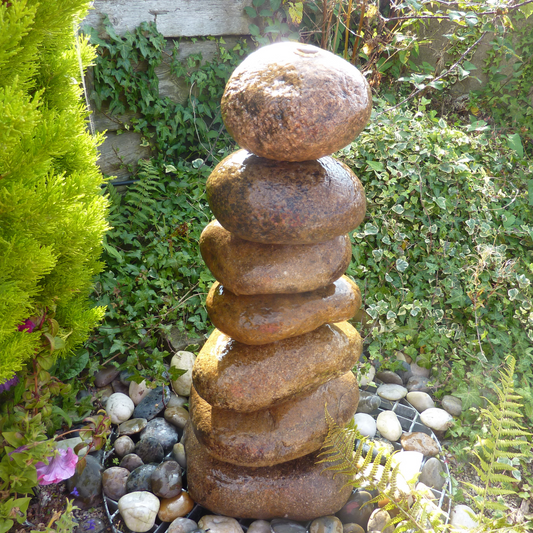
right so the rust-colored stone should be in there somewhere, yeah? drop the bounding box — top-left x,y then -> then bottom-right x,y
184,424 -> 353,520
221,42 -> 372,162
206,150 -> 366,245
200,221 -> 352,295
193,321 -> 362,412
190,372 -> 359,467
206,276 -> 361,345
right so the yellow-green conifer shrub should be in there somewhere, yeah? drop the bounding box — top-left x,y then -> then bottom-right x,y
0,0 -> 108,384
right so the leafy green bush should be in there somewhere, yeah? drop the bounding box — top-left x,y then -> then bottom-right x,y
84,19 -> 246,166
0,0 -> 108,529
0,0 -> 108,384
344,97 -> 532,420
84,160 -> 219,382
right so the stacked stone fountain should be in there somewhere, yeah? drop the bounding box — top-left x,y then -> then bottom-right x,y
184,41 -> 372,521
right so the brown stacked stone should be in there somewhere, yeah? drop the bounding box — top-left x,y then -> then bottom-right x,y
185,41 -> 372,521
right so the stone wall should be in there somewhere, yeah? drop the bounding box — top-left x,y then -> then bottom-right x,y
82,0 -> 253,179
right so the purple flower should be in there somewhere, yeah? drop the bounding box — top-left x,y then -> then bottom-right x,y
35,448 -> 78,485
70,487 -> 80,497
18,319 -> 36,333
0,375 -> 19,394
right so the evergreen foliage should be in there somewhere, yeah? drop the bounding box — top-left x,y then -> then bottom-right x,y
0,0 -> 108,384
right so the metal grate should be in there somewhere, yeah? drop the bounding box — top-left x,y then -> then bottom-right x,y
103,384 -> 452,532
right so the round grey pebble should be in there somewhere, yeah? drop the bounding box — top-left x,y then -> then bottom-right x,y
406,376 -> 432,393
375,370 -> 403,385
140,417 -> 179,453
310,516 -> 342,533
168,518 -> 199,533
151,460 -> 182,499
271,519 -> 307,533
114,435 -> 135,458
419,457 -> 446,490
102,467 -> 129,501
126,463 -> 158,493
94,367 -> 120,388
120,453 -> 144,472
441,395 -> 462,416
132,385 -> 171,421
357,391 -> 381,414
134,436 -> 164,464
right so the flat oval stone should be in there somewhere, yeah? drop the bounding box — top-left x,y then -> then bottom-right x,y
134,437 -> 164,464
184,426 -> 352,521
172,443 -> 187,469
190,372 -> 359,467
375,370 -> 403,385
118,418 -> 147,436
353,413 -> 377,438
406,391 -> 435,412
400,432 -> 440,457
419,457 -> 446,490
441,395 -> 462,416
207,150 -> 365,245
356,391 -> 381,414
336,490 -> 374,527
221,41 -> 371,162
367,509 -> 394,533
342,525 -> 364,533
200,220 -> 351,295
247,520 -> 270,533
106,393 -> 135,425
164,405 -> 190,430
94,367 -> 120,388
376,384 -> 407,401
158,492 -> 195,522
206,276 -> 361,345
118,491 -> 160,533
66,454 -> 103,509
193,321 -> 362,412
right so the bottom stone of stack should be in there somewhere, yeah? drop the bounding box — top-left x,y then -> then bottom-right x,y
184,424 -> 353,521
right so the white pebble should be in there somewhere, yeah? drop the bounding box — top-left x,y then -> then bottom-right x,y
406,391 -> 435,412
118,491 -> 160,532
199,515 -> 244,533
420,407 -> 454,432
450,504 -> 479,529
377,383 -> 408,401
376,410 -> 403,441
106,393 -> 135,425
129,380 -> 150,405
353,413 -> 377,438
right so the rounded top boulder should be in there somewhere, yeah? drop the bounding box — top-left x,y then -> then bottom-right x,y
221,41 -> 372,162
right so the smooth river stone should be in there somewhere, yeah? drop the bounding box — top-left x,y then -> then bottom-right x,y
200,220 -> 351,295
221,41 -> 371,162
190,372 -> 359,467
193,321 -> 362,412
206,276 -> 361,345
184,425 -> 353,520
206,150 -> 366,245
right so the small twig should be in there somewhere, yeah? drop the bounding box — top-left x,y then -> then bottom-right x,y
344,0 -> 354,60
351,0 -> 368,64
376,31 -> 487,117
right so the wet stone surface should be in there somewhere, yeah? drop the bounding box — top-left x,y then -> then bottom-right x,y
200,221 -> 352,295
207,150 -> 366,245
193,321 -> 362,412
190,372 -> 359,467
206,276 -> 361,345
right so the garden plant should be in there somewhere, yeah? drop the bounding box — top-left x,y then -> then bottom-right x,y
0,0 -> 532,530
